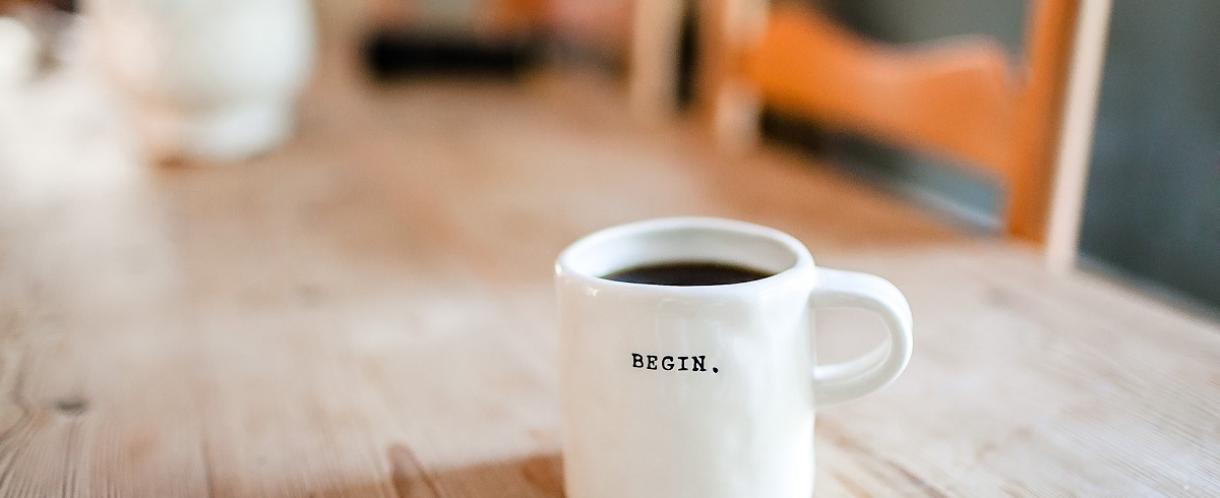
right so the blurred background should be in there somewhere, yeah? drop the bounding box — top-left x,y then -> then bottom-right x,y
1,0 -> 1219,495
2,0 -> 1215,314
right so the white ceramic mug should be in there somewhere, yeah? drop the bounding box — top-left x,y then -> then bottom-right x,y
555,217 -> 913,498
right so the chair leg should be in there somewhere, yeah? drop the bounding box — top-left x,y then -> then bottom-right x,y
628,0 -> 686,123
696,0 -> 768,151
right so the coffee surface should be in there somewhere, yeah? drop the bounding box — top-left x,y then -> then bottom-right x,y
603,261 -> 773,286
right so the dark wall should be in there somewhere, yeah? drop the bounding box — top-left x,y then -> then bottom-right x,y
1079,0 -> 1220,309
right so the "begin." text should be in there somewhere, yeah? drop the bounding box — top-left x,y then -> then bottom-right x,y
631,354 -> 718,373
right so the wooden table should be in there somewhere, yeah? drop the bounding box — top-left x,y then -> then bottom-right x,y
2,22 -> 1220,497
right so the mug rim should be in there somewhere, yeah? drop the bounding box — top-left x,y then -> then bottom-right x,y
555,217 -> 815,295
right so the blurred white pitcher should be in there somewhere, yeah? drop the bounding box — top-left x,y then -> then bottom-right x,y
85,0 -> 315,162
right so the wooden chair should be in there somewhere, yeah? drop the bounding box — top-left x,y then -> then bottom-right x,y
647,0 -> 1113,264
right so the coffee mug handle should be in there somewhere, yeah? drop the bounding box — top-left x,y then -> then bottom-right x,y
809,268 -> 914,406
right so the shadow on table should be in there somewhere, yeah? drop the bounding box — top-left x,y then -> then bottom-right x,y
285,450 -> 565,498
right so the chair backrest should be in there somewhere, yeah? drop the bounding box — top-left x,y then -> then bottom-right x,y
699,0 -> 1082,242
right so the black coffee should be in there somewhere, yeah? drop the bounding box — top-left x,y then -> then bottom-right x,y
603,261 -> 773,286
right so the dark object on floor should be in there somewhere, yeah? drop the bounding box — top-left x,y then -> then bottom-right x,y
363,30 -> 542,80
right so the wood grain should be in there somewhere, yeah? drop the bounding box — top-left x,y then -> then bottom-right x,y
1,7 -> 1218,497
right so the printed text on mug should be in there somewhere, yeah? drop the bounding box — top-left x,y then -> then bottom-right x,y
631,354 -> 719,373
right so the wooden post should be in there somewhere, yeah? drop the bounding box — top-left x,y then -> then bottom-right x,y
1045,0 -> 1113,272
